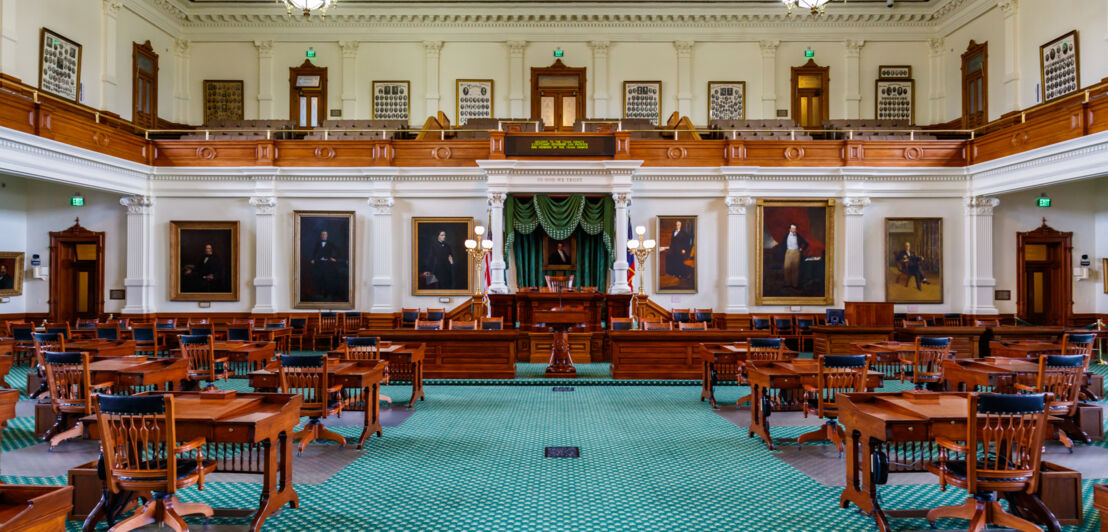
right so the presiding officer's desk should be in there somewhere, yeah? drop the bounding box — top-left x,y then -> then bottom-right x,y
609,329 -> 768,380
355,329 -> 516,379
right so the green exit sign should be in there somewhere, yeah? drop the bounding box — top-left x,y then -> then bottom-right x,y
306,48 -> 316,58
804,49 -> 815,58
1036,197 -> 1052,208
554,48 -> 564,58
70,195 -> 84,207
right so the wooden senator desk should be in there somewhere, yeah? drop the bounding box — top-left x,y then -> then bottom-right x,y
250,359 -> 387,448
988,340 -> 1062,358
81,391 -> 303,532
850,341 -> 914,377
837,391 -> 1061,532
609,330 -> 768,380
747,360 -> 884,451
252,327 -> 291,354
942,357 -> 1040,392
893,326 -> 985,359
0,340 -> 12,356
357,329 -> 515,379
216,341 -> 277,373
87,356 -> 189,392
698,342 -> 798,408
0,354 -> 11,389
811,326 -> 892,356
328,342 -> 427,407
65,339 -> 137,359
0,388 -> 18,457
0,484 -> 74,531
983,326 -> 1064,356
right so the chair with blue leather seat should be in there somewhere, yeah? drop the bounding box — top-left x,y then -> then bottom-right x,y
799,354 -> 869,454
278,354 -> 346,455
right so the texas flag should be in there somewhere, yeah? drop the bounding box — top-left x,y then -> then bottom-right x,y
626,216 -> 635,284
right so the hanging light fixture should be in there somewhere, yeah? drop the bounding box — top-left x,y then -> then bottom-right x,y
782,0 -> 836,17
277,0 -> 338,19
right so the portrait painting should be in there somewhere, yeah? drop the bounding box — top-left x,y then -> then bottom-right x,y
170,222 -> 238,302
541,234 -> 577,271
412,217 -> 472,296
295,211 -> 355,309
1103,259 -> 1107,294
885,218 -> 943,304
755,199 -> 835,305
657,216 -> 696,293
0,252 -> 25,297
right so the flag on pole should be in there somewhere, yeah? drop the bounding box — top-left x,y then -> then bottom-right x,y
484,253 -> 492,291
626,215 -> 635,285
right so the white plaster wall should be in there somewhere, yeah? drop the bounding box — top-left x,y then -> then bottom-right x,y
115,8 -> 178,122
690,42 -> 762,123
0,175 -> 27,314
607,42 -> 678,123
10,0 -> 103,106
439,42 -> 511,125
941,4 -> 1005,123
357,42 -> 426,120
186,42 -> 258,125
1096,178 -> 1108,315
1018,0 -> 1108,105
858,41 -> 932,122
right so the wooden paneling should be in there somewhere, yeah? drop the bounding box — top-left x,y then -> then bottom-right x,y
971,104 -> 1085,164
893,326 -> 985,359
0,87 -> 38,135
391,140 -> 488,166
845,302 -> 894,327
37,101 -> 147,164
811,326 -> 893,356
1086,94 -> 1108,135
527,332 -> 592,363
844,140 -> 966,167
609,330 -> 768,380
366,329 -> 516,379
152,140 -> 271,166
628,140 -> 726,166
739,140 -> 844,166
273,140 -> 393,167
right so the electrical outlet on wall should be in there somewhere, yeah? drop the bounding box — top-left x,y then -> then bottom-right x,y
789,306 -> 801,312
439,297 -> 452,303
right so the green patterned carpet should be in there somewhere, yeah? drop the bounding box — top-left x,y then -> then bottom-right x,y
0,360 -> 1104,531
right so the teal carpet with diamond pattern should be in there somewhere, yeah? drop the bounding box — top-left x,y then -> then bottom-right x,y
0,359 -> 1104,531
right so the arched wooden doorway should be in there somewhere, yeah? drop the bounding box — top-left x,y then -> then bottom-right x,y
1016,219 -> 1071,326
49,219 -> 105,323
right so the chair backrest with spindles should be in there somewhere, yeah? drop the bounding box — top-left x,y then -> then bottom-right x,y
642,321 -> 672,331
227,327 -> 252,342
747,338 -> 786,361
1034,354 -> 1089,417
693,309 -> 713,324
96,325 -> 120,341
904,337 -> 952,385
671,309 -> 691,323
962,393 -> 1048,494
179,334 -> 218,381
32,332 -> 65,369
43,351 -> 96,415
318,312 -> 339,333
1061,333 -> 1095,357
94,394 -> 182,494
449,320 -> 477,330
480,318 -> 504,330
343,337 -> 379,360
278,355 -> 330,415
815,354 -> 869,418
544,275 -> 574,292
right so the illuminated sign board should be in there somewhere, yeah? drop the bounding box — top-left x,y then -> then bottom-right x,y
504,136 -> 616,157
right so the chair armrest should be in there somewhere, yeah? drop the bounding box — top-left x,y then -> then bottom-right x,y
934,436 -> 967,454
327,384 -> 343,394
214,356 -> 230,363
90,381 -> 114,390
1013,383 -> 1038,393
175,437 -> 206,454
801,384 -> 817,393
896,357 -> 913,366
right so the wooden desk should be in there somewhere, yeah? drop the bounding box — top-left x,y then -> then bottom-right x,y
355,329 -> 515,379
698,342 -> 799,408
850,341 -> 915,377
941,357 -> 1040,392
1094,484 -> 1108,532
66,339 -> 136,359
0,342 -> 11,356
0,387 -> 18,473
327,343 -> 427,407
87,357 -> 188,392
491,291 -> 631,331
216,341 -> 277,373
811,326 -> 892,356
609,330 -> 769,380
250,359 -> 387,448
838,391 -> 1061,532
0,354 -> 11,389
533,307 -> 589,377
988,340 -> 1062,358
0,484 -> 74,531
252,327 -> 291,354
893,326 -> 984,359
747,361 -> 884,451
81,391 -> 303,532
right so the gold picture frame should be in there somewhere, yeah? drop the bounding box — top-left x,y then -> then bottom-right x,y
202,80 -> 244,123
1103,258 -> 1107,294
1039,30 -> 1079,103
542,234 -> 577,272
372,80 -> 410,121
412,217 -> 473,296
623,80 -> 662,125
707,81 -> 745,121
755,199 -> 835,305
884,218 -> 943,304
39,28 -> 83,102
170,221 -> 239,302
456,79 -> 493,126
0,252 -> 24,297
657,215 -> 697,294
294,211 -> 356,309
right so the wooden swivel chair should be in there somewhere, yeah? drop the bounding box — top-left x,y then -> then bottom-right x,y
974,319 -> 1001,327
642,321 -> 673,331
178,335 -> 232,390
795,316 -> 815,352
31,332 -> 65,399
671,309 -> 691,324
45,323 -> 71,340
415,320 -> 444,330
902,320 -> 927,327
187,326 -> 213,337
926,393 -> 1049,532
400,309 -> 420,328
449,320 -> 477,330
678,322 -> 707,331
799,354 -> 869,455
278,355 -> 346,455
942,313 -> 963,326
610,318 -> 634,331
736,338 -> 786,407
94,394 -> 216,532
131,324 -> 161,357
480,318 -> 504,330
425,308 -> 446,322
42,351 -> 112,449
1061,333 -> 1095,357
10,324 -> 35,365
772,316 -> 798,348
344,337 -> 392,406
750,315 -> 771,332
693,309 -> 713,326
226,327 -> 252,342
313,312 -> 340,350
288,318 -> 308,351
1014,354 -> 1091,452
96,324 -> 120,341
342,312 -> 362,334
544,275 -> 574,292
896,337 -> 952,390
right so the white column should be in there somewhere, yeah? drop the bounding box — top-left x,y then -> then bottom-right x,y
928,38 -> 946,124
674,41 -> 694,118
254,40 -> 275,119
0,0 -> 18,75
120,195 -> 155,315
423,41 -> 443,120
611,192 -> 631,294
588,40 -> 610,118
506,41 -> 527,119
173,39 -> 191,124
964,197 -> 1000,315
759,40 -> 779,119
100,0 -> 122,108
997,0 -> 1021,112
488,192 -> 510,293
844,40 -> 864,119
250,196 -> 278,313
339,41 -> 360,119
369,194 -> 395,312
725,195 -> 755,313
842,197 -> 871,302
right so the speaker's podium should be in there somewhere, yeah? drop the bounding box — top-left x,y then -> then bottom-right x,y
533,306 -> 589,378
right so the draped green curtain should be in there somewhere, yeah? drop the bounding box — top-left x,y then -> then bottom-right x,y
505,194 -> 615,290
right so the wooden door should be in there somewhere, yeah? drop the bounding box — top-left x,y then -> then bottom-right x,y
1016,221 -> 1071,326
961,41 -> 988,129
290,60 -> 327,128
791,59 -> 829,129
132,41 -> 158,129
531,60 -> 586,131
49,220 -> 105,324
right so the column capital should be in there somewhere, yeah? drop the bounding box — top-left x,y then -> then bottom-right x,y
928,37 -> 945,55
103,0 -> 123,16
119,195 -> 154,215
339,40 -> 360,58
423,40 -> 444,56
505,40 -> 528,55
842,196 -> 871,216
612,192 -> 631,208
487,192 -> 507,208
844,39 -> 865,57
996,0 -> 1017,16
369,196 -> 395,215
173,38 -> 191,58
966,196 -> 1000,215
724,195 -> 754,215
249,195 -> 278,215
758,40 -> 780,57
673,40 -> 695,56
587,40 -> 611,55
253,40 -> 274,58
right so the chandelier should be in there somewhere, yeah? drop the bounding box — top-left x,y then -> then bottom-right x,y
277,0 -> 338,19
782,0 -> 836,16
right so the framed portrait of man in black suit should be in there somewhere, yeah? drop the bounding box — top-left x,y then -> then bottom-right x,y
755,199 -> 835,305
170,221 -> 238,301
541,234 -> 576,272
412,217 -> 472,296
657,215 -> 696,293
885,218 -> 943,303
0,252 -> 24,297
295,211 -> 355,309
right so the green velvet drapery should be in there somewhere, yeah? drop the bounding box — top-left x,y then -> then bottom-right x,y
504,194 -> 615,290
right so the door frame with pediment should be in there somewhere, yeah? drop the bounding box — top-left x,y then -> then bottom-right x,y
1016,219 -> 1071,326
530,59 -> 587,131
